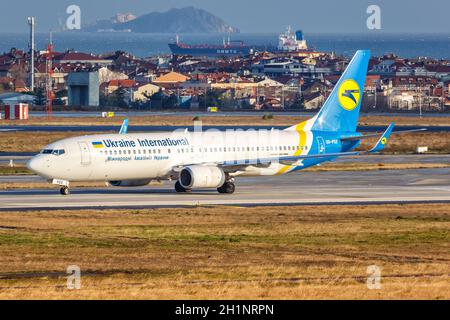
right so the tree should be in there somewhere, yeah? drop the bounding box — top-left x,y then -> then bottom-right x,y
198,89 -> 221,111
100,89 -> 128,109
149,89 -> 178,110
34,87 -> 46,106
115,87 -> 128,108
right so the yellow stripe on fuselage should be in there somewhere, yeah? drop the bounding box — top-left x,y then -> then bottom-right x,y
276,121 -> 308,175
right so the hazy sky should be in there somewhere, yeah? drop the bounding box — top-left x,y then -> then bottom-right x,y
1,0 -> 449,34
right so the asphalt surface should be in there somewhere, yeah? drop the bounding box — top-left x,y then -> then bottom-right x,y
0,167 -> 449,210
0,125 -> 448,132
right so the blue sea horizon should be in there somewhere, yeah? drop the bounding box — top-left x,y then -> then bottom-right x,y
0,32 -> 449,59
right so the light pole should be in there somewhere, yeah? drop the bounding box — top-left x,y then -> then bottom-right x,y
419,85 -> 422,119
27,17 -> 35,92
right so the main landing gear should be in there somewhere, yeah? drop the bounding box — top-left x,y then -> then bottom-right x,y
217,181 -> 235,194
60,186 -> 70,195
175,181 -> 190,193
174,180 -> 236,194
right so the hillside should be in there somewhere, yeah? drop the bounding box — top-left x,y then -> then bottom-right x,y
84,7 -> 239,34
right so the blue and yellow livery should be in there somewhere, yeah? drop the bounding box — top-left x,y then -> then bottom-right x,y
92,141 -> 104,149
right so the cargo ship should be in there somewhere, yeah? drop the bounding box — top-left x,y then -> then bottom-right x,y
169,36 -> 252,57
168,27 -> 308,57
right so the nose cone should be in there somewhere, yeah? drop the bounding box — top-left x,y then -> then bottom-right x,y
27,156 -> 50,178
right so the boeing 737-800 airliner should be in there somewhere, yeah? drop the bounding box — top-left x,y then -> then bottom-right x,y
26,50 -> 421,195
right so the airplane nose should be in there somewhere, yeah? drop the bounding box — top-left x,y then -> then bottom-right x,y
27,157 -> 38,171
27,156 -> 48,177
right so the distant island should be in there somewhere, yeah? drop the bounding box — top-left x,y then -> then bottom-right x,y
83,7 -> 239,34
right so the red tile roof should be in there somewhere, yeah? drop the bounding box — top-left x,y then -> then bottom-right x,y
425,65 -> 450,73
108,79 -> 136,88
55,52 -> 110,62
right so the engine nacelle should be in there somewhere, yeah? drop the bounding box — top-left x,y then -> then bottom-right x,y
108,179 -> 151,187
179,165 -> 225,189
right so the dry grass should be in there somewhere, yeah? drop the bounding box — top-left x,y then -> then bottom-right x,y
0,131 -> 449,154
358,132 -> 450,154
0,204 -> 448,299
1,115 -> 449,127
0,132 -> 98,153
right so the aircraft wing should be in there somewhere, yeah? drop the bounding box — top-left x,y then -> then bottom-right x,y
220,123 -> 397,168
171,151 -> 360,173
341,126 -> 426,142
172,123 -> 398,172
219,151 -> 360,168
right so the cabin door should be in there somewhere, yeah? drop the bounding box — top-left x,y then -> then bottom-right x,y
78,142 -> 91,165
316,137 -> 326,154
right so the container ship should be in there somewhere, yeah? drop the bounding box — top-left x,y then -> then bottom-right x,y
168,27 -> 308,57
169,36 -> 252,57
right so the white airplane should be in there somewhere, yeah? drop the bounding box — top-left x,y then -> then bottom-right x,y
27,50 -> 422,195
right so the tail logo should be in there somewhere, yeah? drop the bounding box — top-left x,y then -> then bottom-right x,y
338,79 -> 361,111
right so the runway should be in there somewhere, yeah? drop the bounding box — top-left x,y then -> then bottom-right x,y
0,167 -> 449,210
1,124 -> 449,132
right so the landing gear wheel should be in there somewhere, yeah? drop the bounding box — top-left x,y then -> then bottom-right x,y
175,181 -> 189,193
60,186 -> 70,196
217,182 -> 235,194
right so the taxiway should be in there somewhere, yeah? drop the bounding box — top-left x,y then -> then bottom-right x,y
0,167 -> 449,210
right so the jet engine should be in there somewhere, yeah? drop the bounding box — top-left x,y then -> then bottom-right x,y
179,165 -> 225,189
108,179 -> 151,187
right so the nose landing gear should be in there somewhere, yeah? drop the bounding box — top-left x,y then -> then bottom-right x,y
52,179 -> 71,196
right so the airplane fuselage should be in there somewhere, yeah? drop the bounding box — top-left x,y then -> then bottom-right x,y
28,128 -> 355,183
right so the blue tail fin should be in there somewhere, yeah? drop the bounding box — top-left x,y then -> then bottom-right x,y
311,50 -> 370,133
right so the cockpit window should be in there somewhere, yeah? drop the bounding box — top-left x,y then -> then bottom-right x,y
52,150 -> 65,155
41,149 -> 65,155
